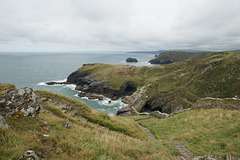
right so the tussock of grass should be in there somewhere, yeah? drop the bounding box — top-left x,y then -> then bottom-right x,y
36,90 -> 147,140
140,108 -> 240,157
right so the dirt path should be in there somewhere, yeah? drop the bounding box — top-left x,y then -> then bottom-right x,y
135,118 -> 196,160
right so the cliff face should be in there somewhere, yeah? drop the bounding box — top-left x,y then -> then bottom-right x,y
66,52 -> 240,115
67,64 -> 137,99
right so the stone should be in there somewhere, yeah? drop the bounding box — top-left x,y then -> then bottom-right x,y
0,115 -> 10,129
0,87 -> 40,117
18,150 -> 39,160
126,57 -> 138,63
150,111 -> 169,119
46,81 -> 73,85
63,122 -> 71,129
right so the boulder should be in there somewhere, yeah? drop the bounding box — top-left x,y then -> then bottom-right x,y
116,106 -> 138,116
0,87 -> 40,117
18,150 -> 39,160
150,111 -> 169,119
126,57 -> 138,63
0,115 -> 10,129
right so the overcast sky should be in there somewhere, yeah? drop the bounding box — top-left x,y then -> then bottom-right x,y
0,0 -> 240,52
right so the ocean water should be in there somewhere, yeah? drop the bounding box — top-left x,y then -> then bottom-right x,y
0,52 -> 155,115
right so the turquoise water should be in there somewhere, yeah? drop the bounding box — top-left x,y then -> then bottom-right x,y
0,52 -> 154,115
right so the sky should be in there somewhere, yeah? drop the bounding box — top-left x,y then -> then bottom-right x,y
0,0 -> 240,52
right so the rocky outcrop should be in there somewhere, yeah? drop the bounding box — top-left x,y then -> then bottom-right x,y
192,97 -> 240,110
0,87 -> 40,117
150,111 -> 169,118
0,115 -> 10,129
126,57 -> 138,63
78,92 -> 103,100
67,66 -> 137,100
46,81 -> 73,85
18,150 -> 39,160
117,85 -> 148,116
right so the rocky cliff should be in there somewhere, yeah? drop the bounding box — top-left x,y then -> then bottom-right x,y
67,64 -> 137,99
65,52 -> 240,116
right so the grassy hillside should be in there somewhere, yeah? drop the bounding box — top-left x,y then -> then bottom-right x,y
71,52 -> 240,113
36,90 -> 146,140
0,89 -> 178,160
149,51 -> 210,64
139,108 -> 240,157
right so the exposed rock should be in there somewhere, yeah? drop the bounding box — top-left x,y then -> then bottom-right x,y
116,106 -> 138,116
46,81 -> 73,85
192,97 -> 240,110
18,150 -> 39,160
0,87 -> 40,117
67,68 -> 137,100
139,112 -> 150,115
192,155 -> 239,160
78,92 -> 103,100
63,122 -> 71,129
126,57 -> 138,63
0,115 -> 10,129
150,111 -> 169,119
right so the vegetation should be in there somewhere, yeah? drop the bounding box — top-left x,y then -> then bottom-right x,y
0,82 -> 16,96
36,90 -> 147,140
149,51 -> 210,64
140,108 -> 240,157
0,89 -> 179,159
74,52 -> 240,112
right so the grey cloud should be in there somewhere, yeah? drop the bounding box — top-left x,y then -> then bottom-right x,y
0,0 -> 240,51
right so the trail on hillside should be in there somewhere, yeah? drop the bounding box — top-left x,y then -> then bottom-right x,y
135,118 -> 197,160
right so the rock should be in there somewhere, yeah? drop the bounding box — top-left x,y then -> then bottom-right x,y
150,111 -> 169,119
116,106 -> 131,116
46,81 -> 73,85
87,95 -> 103,100
68,68 -> 137,100
0,115 -> 10,129
63,122 -> 71,129
0,87 -> 40,117
192,98 -> 240,110
139,112 -> 150,115
78,92 -> 103,100
126,57 -> 138,63
116,106 -> 138,116
78,92 -> 86,97
18,150 -> 39,160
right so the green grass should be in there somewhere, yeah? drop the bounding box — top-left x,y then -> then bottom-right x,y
36,90 -> 147,140
126,115 -> 154,121
0,105 -> 177,160
140,108 -> 240,157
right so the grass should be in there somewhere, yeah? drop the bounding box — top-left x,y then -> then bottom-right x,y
140,108 -> 240,157
36,90 -> 147,140
126,115 -> 154,121
0,104 -> 177,160
73,52 -> 240,114
0,82 -> 16,96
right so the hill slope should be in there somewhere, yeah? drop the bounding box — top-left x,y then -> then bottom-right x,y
0,84 -> 177,160
67,52 -> 240,115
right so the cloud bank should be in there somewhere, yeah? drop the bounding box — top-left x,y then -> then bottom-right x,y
0,0 -> 240,51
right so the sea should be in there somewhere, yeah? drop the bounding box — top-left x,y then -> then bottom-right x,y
0,51 -> 155,115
